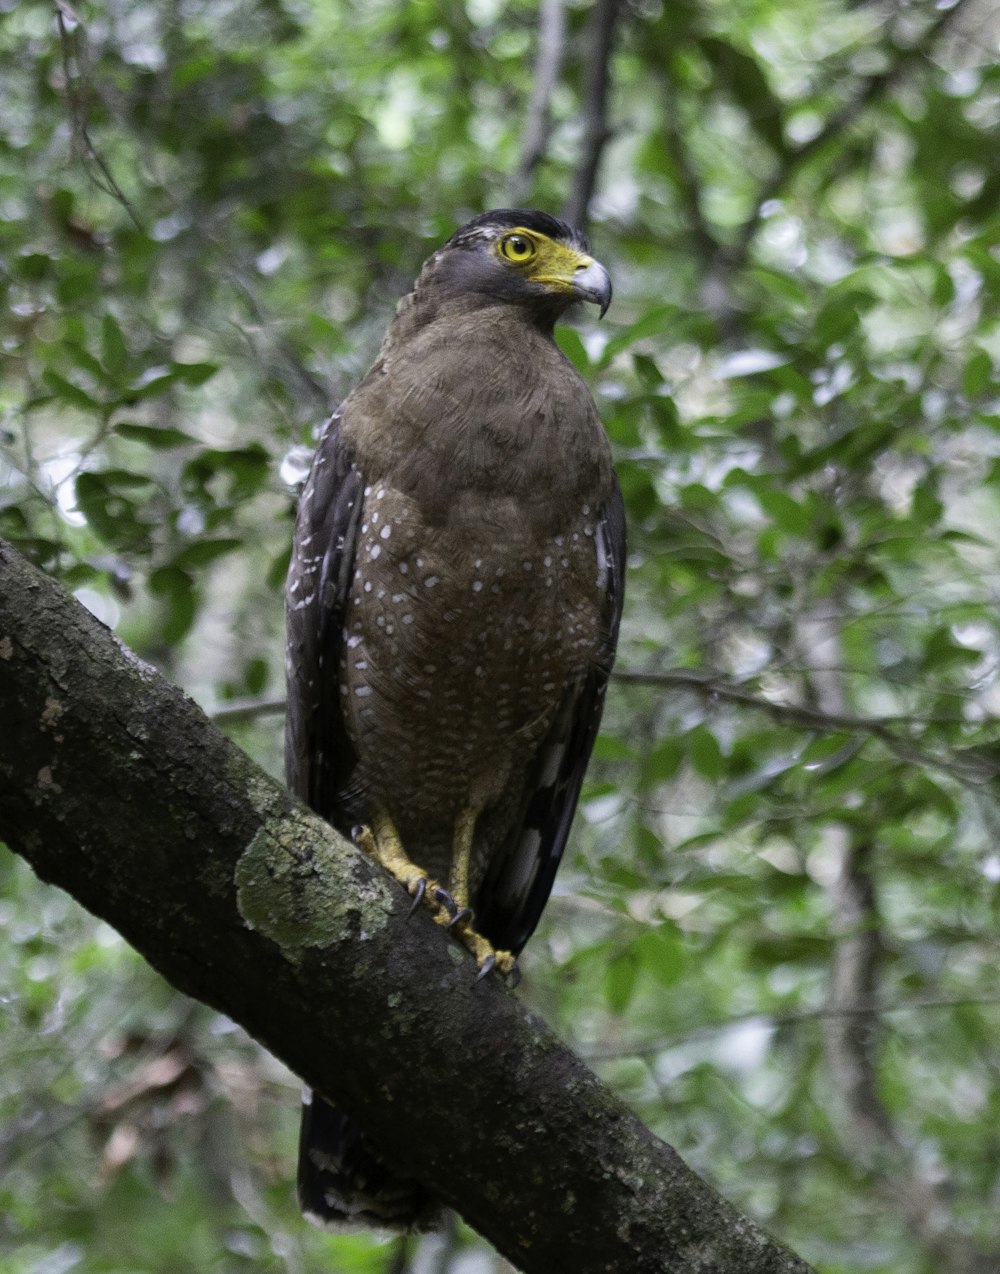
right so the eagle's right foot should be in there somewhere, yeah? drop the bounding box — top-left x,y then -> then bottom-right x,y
352,822 -> 453,925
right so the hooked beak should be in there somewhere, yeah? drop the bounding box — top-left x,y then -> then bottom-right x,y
571,259 -> 613,318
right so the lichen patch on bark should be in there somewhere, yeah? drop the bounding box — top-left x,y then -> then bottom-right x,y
234,814 -> 392,964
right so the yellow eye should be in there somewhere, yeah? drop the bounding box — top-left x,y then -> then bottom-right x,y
499,233 -> 536,263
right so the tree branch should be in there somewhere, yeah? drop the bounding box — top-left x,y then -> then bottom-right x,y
53,0 -> 144,232
563,0 -> 623,231
0,541 -> 814,1274
581,995 -> 1000,1061
511,0 -> 566,203
614,669 -> 998,786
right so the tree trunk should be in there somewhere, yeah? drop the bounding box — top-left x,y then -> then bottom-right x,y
0,541 -> 814,1274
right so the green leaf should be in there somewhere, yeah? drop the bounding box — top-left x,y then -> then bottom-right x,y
267,545 -> 292,590
962,347 -> 992,399
603,947 -> 639,1014
555,326 -> 590,372
148,565 -> 197,644
687,725 -> 724,780
632,353 -> 664,390
632,925 -> 685,987
74,472 -> 151,549
173,361 -> 219,386
592,734 -> 639,761
641,737 -> 684,786
183,445 -> 270,503
101,315 -> 129,378
170,538 -> 242,569
42,369 -> 101,412
125,361 -> 218,402
244,656 -> 269,695
756,489 -> 813,536
597,306 -> 678,367
115,422 -> 196,449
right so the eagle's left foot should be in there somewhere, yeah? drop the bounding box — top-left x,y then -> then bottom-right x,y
448,911 -> 519,983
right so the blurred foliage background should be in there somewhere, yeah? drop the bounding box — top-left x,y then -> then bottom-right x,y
2,0 -> 1000,1270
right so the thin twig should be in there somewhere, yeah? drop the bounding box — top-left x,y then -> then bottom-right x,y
210,695 -> 286,724
53,1 -> 144,232
563,0 -> 623,231
511,0 -> 566,203
615,668 -> 998,785
581,994 -> 1000,1060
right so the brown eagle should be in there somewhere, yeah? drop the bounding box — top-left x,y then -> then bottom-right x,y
285,209 -> 624,1230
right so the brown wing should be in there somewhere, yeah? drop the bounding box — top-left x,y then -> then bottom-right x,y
287,415 -> 445,1231
284,412 -> 365,829
473,474 -> 627,955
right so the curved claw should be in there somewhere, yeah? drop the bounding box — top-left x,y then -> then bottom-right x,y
447,907 -> 474,931
431,885 -> 458,919
475,952 -> 521,986
407,876 -> 428,917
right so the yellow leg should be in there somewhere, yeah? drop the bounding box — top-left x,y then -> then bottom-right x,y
448,807 -> 518,979
356,805 -> 517,979
447,807 -> 476,911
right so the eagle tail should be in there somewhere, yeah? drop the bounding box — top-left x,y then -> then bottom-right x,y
297,1091 -> 442,1233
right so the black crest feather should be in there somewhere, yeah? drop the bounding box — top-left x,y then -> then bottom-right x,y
447,208 -> 588,252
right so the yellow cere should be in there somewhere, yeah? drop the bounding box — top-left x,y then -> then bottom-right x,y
495,228 -> 594,296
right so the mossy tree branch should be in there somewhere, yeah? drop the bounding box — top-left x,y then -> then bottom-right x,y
0,541 -> 814,1274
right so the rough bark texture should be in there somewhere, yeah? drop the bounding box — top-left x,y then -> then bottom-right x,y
0,541 -> 815,1274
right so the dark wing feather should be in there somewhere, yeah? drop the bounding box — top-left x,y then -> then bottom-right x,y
284,412 -> 364,828
288,415 -> 426,1231
474,473 -> 627,955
